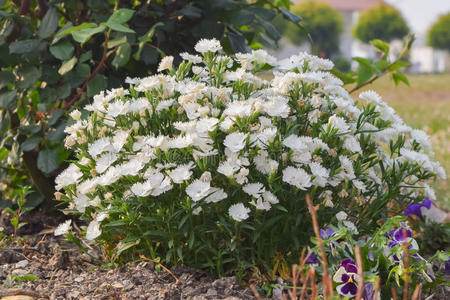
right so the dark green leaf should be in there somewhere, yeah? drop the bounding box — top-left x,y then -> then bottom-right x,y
72,25 -> 105,44
21,136 -> 42,152
228,10 -> 254,26
178,5 -> 202,18
107,23 -> 135,33
249,7 -> 276,21
58,23 -> 97,36
392,72 -> 409,86
357,64 -> 374,85
48,109 -> 64,126
49,39 -> 74,60
258,18 -> 280,41
47,122 -> 66,142
388,61 -> 409,71
76,63 -> 91,78
38,7 -> 59,38
370,39 -> 390,54
0,70 -> 14,89
19,125 -> 41,134
37,148 -> 60,173
87,74 -> 107,97
9,39 -> 40,54
280,8 -> 302,23
79,50 -> 92,63
58,57 -> 77,75
17,66 -> 41,89
227,27 -> 249,53
111,43 -> 131,69
0,19 -> 14,44
107,9 -> 134,25
0,90 -> 16,108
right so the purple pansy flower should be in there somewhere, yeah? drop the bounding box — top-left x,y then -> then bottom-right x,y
445,259 -> 450,276
333,258 -> 359,297
305,252 -> 319,264
386,227 -> 421,261
320,227 -> 336,239
362,282 -> 374,300
404,197 -> 431,218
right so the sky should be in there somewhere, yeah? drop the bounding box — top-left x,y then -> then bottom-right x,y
385,0 -> 450,36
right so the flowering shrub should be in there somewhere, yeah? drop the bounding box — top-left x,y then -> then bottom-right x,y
54,38 -> 445,276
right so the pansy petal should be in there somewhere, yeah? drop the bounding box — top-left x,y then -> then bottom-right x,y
337,282 -> 358,297
333,266 -> 347,283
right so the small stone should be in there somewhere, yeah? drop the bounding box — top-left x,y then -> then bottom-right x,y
74,276 -> 84,283
206,288 -> 217,296
11,269 -> 28,276
67,291 -> 80,299
111,281 -> 124,289
15,260 -> 29,268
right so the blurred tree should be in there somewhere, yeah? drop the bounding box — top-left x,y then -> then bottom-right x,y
354,3 -> 409,43
428,13 -> 450,51
284,0 -> 343,57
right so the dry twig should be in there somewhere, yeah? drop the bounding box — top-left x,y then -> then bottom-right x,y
139,254 -> 179,284
355,246 -> 365,300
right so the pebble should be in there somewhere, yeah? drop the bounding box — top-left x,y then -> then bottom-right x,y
74,276 -> 84,283
15,260 -> 29,268
11,269 -> 28,276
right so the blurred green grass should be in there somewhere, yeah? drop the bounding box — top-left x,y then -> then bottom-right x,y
356,74 -> 450,210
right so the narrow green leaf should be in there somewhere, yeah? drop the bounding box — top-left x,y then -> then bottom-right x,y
58,57 -> 77,75
388,61 -> 409,71
392,72 -> 409,86
49,39 -> 74,60
38,7 -> 58,38
37,148 -> 60,173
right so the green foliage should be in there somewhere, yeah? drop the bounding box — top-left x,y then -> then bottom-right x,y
354,3 -> 409,43
284,0 -> 343,57
427,13 -> 450,51
332,35 -> 414,93
0,0 -> 302,211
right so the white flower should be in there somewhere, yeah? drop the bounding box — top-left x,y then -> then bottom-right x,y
336,211 -> 348,221
234,167 -> 249,185
186,179 -> 211,202
54,220 -> 72,236
167,162 -> 194,184
343,136 -> 361,154
282,166 -> 312,190
74,194 -> 90,213
223,132 -> 247,153
55,164 -> 83,190
243,182 -> 265,198
359,90 -> 383,106
95,152 -> 118,174
327,115 -> 349,134
205,188 -> 227,203
86,220 -> 101,240
195,38 -> 222,53
107,100 -> 129,117
263,190 -> 279,204
263,97 -> 290,118
119,159 -> 145,176
353,180 -> 366,193
180,52 -> 202,64
70,109 -> 81,121
97,166 -> 121,186
158,56 -> 174,72
156,99 -> 175,111
112,130 -> 130,152
309,162 -> 329,187
249,198 -> 271,211
228,203 -> 250,222
88,138 -> 113,158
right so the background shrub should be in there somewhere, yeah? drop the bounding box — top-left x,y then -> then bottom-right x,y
354,3 -> 409,43
427,13 -> 450,51
283,0 -> 343,57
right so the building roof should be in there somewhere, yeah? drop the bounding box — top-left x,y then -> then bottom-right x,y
294,0 -> 381,11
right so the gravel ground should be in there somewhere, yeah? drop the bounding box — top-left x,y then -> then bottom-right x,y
0,234 -> 260,300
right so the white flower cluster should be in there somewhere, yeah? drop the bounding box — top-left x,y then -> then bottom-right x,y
56,39 -> 445,240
